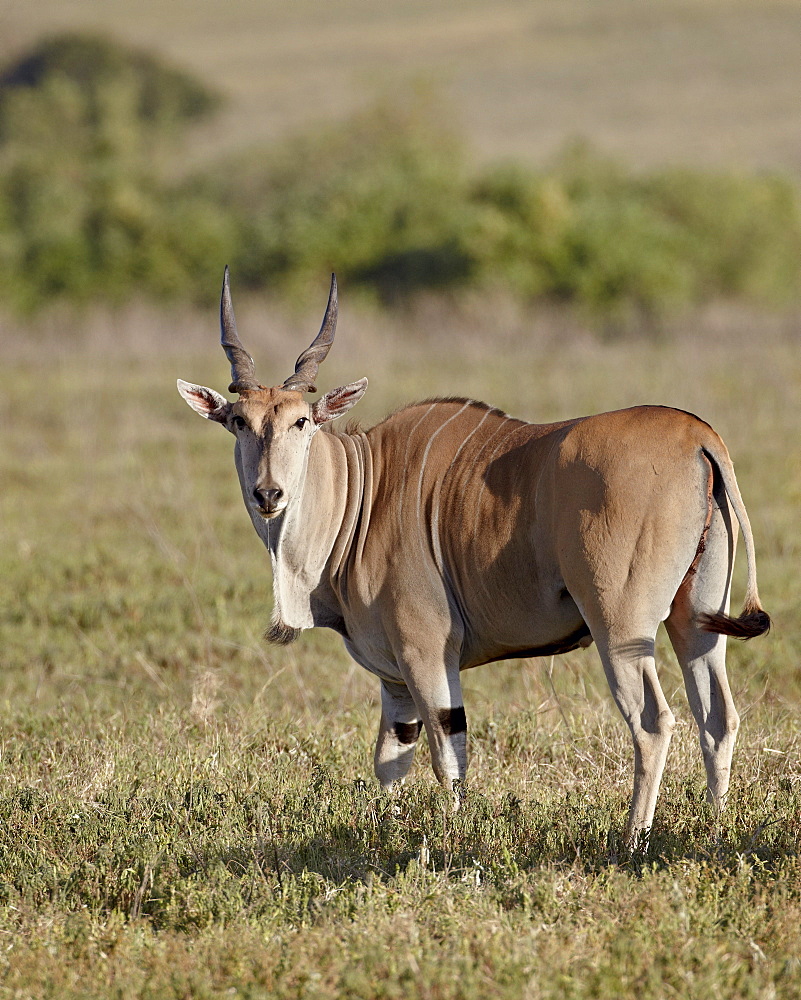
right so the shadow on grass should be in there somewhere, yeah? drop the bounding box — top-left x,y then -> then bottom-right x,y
217,777 -> 801,892
3,771 -> 795,933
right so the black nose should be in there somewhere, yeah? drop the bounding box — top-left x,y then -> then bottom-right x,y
254,486 -> 283,509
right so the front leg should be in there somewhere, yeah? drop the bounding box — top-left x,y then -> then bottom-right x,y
426,701 -> 468,799
400,650 -> 468,797
379,595 -> 468,798
374,680 -> 422,788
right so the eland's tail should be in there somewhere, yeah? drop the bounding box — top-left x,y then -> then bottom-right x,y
697,445 -> 771,640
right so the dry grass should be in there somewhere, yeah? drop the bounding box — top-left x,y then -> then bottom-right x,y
2,0 -> 800,172
1,3 -> 800,991
1,297 -> 800,996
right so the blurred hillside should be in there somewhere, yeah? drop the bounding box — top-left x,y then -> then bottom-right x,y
0,32 -> 799,322
1,0 -> 800,174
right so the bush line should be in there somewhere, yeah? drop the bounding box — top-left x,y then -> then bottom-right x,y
1,34 -> 800,319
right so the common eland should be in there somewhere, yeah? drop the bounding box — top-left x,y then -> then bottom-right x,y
178,270 -> 770,843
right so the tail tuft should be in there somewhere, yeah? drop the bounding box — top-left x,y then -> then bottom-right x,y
700,604 -> 771,640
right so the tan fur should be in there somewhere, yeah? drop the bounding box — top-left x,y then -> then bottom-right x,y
179,288 -> 770,846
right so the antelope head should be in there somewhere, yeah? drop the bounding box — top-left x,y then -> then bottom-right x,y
178,269 -> 367,521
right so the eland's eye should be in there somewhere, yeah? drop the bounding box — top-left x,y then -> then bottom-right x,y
233,415 -> 246,430
294,416 -> 309,429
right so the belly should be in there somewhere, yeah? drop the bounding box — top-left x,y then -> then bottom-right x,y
459,586 -> 592,669
342,636 -> 406,685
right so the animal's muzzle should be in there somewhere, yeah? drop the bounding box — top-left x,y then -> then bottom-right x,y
253,486 -> 285,517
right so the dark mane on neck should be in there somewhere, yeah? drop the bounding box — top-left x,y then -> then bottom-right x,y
322,395 -> 520,440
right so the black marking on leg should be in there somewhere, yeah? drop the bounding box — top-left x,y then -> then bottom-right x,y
394,720 -> 422,745
438,706 -> 467,735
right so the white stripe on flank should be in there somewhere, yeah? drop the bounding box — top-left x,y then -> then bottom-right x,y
415,402 -> 472,566
397,402 -> 439,534
472,417 -> 522,514
429,404 -> 492,575
441,405 -> 492,483
470,417 -> 524,584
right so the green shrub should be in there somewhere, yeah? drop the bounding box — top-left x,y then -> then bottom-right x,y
644,168 -> 801,303
202,91 -> 476,301
0,32 -> 800,319
467,144 -> 801,320
0,33 -> 227,311
0,32 -> 219,140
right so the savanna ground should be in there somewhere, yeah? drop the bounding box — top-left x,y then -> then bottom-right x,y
1,296 -> 800,998
1,0 -> 801,995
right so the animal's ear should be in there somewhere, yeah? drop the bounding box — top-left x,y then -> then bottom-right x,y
311,378 -> 368,424
177,379 -> 231,423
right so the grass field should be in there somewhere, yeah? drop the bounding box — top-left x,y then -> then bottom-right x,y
1,295 -> 799,997
2,0 -> 801,173
0,2 -> 799,996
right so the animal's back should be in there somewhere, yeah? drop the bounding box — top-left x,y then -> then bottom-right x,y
360,401 -> 720,668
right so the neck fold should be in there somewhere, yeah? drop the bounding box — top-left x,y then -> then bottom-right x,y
266,430 -> 369,635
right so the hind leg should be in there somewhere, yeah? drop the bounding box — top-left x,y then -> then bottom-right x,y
564,551 -> 691,843
565,553 -> 696,844
666,489 -> 739,809
591,633 -> 676,844
667,623 -> 738,808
